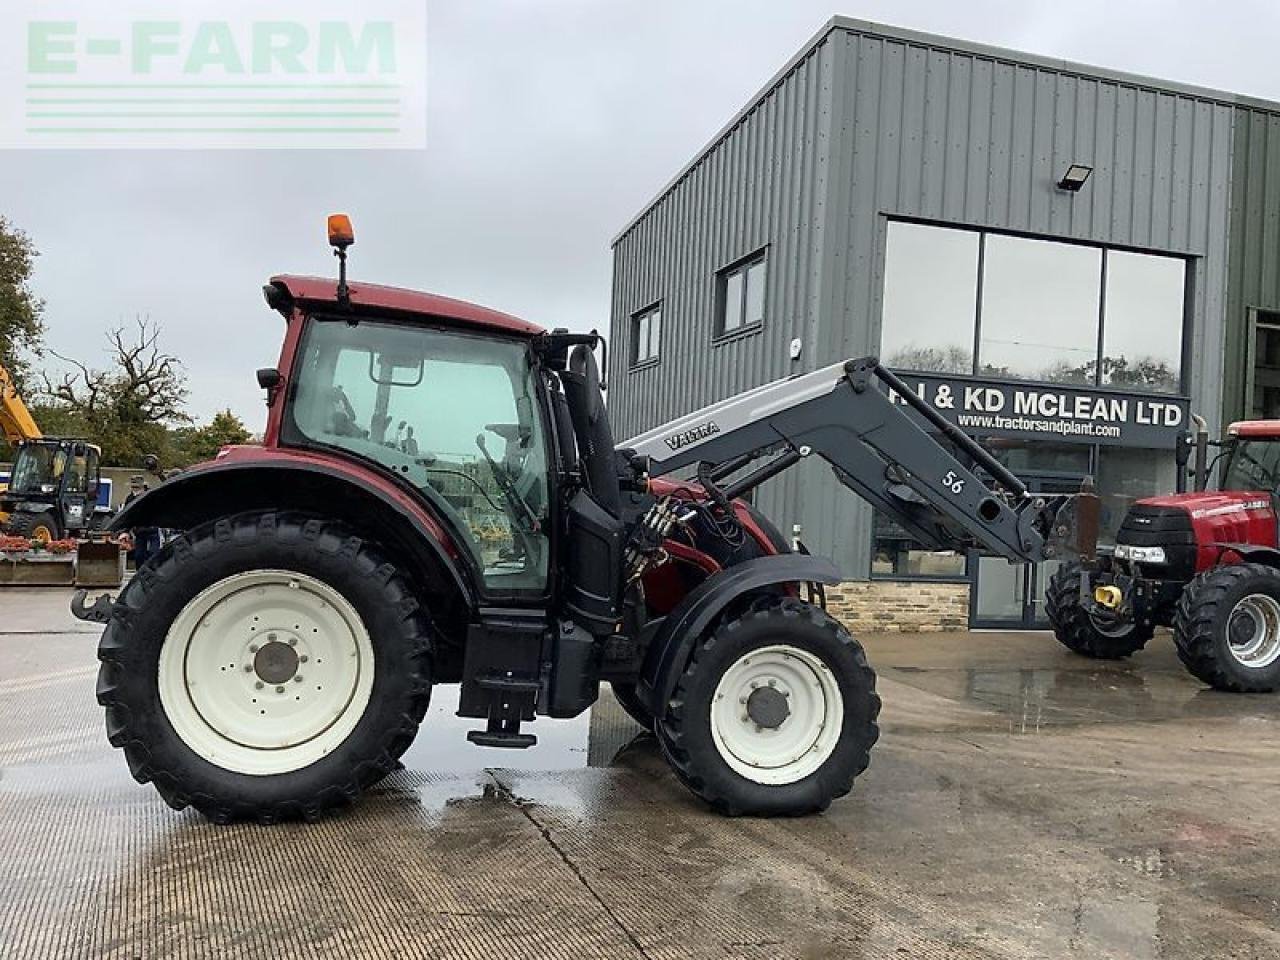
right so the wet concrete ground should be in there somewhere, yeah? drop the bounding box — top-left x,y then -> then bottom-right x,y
2,587 -> 1279,959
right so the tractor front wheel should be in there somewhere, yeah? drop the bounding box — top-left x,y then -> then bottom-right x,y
1174,563 -> 1280,692
95,511 -> 434,823
1045,561 -> 1154,660
656,597 -> 879,816
609,682 -> 654,730
7,510 -> 62,543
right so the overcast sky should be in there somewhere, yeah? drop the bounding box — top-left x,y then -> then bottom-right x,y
6,0 -> 1280,431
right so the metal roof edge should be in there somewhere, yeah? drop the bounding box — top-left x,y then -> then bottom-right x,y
611,16 -> 1280,248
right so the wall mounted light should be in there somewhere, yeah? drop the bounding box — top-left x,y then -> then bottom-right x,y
1057,163 -> 1093,192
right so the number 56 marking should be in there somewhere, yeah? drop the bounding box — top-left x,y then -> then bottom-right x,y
942,471 -> 965,495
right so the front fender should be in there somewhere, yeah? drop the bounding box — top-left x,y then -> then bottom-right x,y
110,453 -> 475,606
1214,543 -> 1280,567
637,554 -> 841,712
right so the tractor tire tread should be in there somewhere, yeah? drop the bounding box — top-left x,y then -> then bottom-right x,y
1045,561 -> 1153,660
94,510 -> 434,824
655,596 -> 879,817
1173,562 -> 1280,692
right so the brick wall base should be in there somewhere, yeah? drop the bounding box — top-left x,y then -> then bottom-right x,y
826,580 -> 970,633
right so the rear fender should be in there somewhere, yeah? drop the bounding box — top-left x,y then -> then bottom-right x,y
110,456 -> 476,610
636,554 -> 841,713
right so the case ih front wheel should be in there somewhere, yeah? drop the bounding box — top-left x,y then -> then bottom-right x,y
656,598 -> 879,816
1174,564 -> 1280,692
95,512 -> 433,823
1045,562 -> 1154,659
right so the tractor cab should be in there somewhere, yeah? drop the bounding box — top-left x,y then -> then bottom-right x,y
1,437 -> 104,541
1219,420 -> 1280,495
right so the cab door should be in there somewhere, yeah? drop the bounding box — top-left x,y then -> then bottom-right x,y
58,443 -> 93,535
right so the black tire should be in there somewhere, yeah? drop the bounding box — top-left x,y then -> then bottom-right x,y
609,682 -> 654,730
1045,561 -> 1154,659
1173,563 -> 1280,692
7,510 -> 62,542
95,511 -> 434,823
655,597 -> 880,816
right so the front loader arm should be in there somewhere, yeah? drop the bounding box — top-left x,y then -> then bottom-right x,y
625,358 -> 1091,565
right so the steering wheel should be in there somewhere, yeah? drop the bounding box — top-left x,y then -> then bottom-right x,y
327,385 -> 363,438
475,433 -> 542,564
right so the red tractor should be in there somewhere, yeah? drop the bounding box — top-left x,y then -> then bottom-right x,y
1048,421 -> 1280,692
80,216 -> 1092,823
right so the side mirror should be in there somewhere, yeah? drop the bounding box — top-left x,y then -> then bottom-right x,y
257,368 -> 283,390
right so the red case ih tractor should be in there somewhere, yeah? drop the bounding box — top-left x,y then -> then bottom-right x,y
80,216 -> 1103,823
1048,421 -> 1280,692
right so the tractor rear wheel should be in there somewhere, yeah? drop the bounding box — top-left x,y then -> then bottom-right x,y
1174,563 -> 1280,692
655,597 -> 879,816
1045,561 -> 1154,659
95,511 -> 434,823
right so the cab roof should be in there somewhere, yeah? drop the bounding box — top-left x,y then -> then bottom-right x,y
266,275 -> 544,337
1228,420 -> 1280,438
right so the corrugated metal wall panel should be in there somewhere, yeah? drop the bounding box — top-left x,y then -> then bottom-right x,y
1224,108 -> 1280,423
611,21 -> 1235,577
607,38 -> 837,429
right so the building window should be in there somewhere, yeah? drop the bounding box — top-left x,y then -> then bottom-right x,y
880,221 -> 1187,393
1248,310 -> 1280,418
979,234 -> 1101,384
630,303 -> 661,366
871,513 -> 967,579
1095,446 -> 1178,544
1101,251 -> 1186,394
717,251 -> 767,336
1239,309 -> 1280,419
880,222 -> 978,373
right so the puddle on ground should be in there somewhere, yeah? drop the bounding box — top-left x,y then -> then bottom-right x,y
883,663 -> 1280,734
399,685 -> 593,773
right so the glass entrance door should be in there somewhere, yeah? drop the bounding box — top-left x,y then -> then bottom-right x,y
970,475 -> 1081,629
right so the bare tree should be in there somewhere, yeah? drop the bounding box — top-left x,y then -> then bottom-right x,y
38,315 -> 190,465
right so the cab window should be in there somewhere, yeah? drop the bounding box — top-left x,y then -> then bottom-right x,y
286,317 -> 551,594
1223,439 -> 1280,493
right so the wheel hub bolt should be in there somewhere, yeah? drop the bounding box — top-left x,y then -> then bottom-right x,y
300,656 -> 309,664
294,675 -> 304,683
249,644 -> 259,653
243,665 -> 253,673
275,686 -> 285,694
289,638 -> 297,646
255,681 -> 264,690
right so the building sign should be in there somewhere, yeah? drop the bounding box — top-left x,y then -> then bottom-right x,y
884,371 -> 1191,449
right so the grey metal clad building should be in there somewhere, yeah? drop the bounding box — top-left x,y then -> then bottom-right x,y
608,17 -> 1280,629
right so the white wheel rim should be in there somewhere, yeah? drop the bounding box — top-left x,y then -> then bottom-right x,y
158,570 -> 374,776
1227,594 -> 1280,669
710,644 -> 844,786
